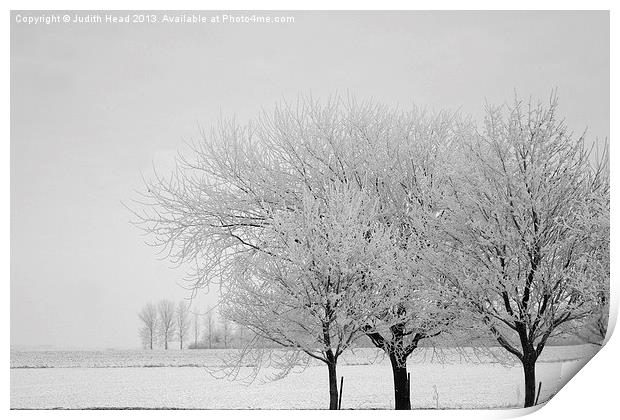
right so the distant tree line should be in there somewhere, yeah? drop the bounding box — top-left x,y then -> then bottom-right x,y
138,301 -> 254,350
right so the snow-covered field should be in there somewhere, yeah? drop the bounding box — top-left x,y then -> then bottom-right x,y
10,345 -> 599,409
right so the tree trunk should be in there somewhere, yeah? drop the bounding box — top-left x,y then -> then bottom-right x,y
364,322 -> 417,410
389,354 -> 411,410
327,360 -> 339,410
522,355 -> 537,407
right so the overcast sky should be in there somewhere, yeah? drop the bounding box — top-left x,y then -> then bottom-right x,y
11,11 -> 609,349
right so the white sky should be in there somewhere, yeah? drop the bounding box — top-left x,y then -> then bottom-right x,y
10,11 -> 609,349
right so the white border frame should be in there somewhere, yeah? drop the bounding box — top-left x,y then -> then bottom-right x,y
4,2 -> 616,419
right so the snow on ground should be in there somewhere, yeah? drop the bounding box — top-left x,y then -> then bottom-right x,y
10,345 -> 599,409
10,344 -> 595,369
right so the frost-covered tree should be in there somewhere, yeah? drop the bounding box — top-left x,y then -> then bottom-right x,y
352,106 -> 463,409
221,182 -> 401,409
138,302 -> 158,350
176,301 -> 190,349
157,299 -> 176,350
443,95 -> 609,407
131,96 -> 465,409
242,99 -> 463,409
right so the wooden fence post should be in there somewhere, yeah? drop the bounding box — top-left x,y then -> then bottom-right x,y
534,381 -> 542,406
407,372 -> 411,397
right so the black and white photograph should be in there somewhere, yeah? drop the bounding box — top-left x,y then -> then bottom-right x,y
8,4 -> 613,413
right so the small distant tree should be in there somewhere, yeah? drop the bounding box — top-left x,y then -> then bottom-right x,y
235,323 -> 251,348
176,301 -> 190,349
157,299 -> 176,350
138,303 -> 158,350
203,306 -> 214,349
221,317 -> 230,348
578,293 -> 609,345
211,328 -> 223,347
192,311 -> 201,348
